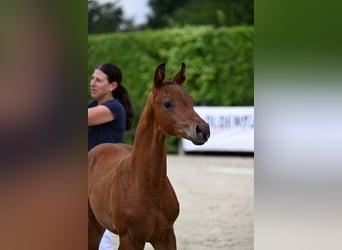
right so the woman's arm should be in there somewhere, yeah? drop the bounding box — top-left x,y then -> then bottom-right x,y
88,105 -> 114,126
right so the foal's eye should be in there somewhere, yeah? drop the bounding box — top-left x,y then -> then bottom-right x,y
163,100 -> 173,109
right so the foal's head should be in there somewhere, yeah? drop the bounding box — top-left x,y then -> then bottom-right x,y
151,63 -> 210,145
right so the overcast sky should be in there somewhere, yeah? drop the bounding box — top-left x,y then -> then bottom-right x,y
96,0 -> 150,25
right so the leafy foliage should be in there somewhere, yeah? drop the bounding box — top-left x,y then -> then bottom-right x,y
88,26 -> 254,151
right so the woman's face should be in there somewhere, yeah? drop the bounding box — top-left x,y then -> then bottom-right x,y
90,69 -> 115,100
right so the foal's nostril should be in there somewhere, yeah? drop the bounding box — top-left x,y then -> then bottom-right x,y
194,124 -> 209,143
192,124 -> 209,145
196,125 -> 203,137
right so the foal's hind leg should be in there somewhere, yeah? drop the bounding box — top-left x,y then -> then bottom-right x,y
88,202 -> 105,250
151,227 -> 177,250
118,234 -> 145,250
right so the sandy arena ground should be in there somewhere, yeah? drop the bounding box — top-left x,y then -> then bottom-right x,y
112,154 -> 254,250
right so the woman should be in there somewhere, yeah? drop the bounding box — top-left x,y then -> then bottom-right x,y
88,62 -> 134,151
88,62 -> 134,249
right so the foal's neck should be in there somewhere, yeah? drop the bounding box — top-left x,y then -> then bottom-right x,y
132,95 -> 167,188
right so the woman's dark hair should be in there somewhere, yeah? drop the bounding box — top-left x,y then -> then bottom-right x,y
97,63 -> 134,131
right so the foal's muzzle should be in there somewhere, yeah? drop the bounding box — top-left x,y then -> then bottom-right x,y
191,123 -> 210,145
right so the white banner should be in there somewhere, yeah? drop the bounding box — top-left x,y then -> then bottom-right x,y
181,106 -> 254,152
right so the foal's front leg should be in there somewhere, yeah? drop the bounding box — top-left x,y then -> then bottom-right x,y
151,227 -> 177,250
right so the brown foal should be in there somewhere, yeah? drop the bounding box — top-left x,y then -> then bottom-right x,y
88,63 -> 210,249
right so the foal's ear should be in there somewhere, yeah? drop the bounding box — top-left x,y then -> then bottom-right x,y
172,62 -> 186,85
154,63 -> 166,88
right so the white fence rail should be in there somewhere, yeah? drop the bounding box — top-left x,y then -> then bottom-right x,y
181,106 -> 254,153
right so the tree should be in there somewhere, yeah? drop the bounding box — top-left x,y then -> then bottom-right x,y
88,0 -> 133,33
171,0 -> 253,27
146,0 -> 192,29
146,0 -> 253,29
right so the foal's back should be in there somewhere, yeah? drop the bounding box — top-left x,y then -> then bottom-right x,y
88,143 -> 132,177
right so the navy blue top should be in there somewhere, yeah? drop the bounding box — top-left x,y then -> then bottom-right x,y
88,99 -> 126,151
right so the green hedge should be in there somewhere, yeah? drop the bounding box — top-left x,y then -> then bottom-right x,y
88,25 -> 254,152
